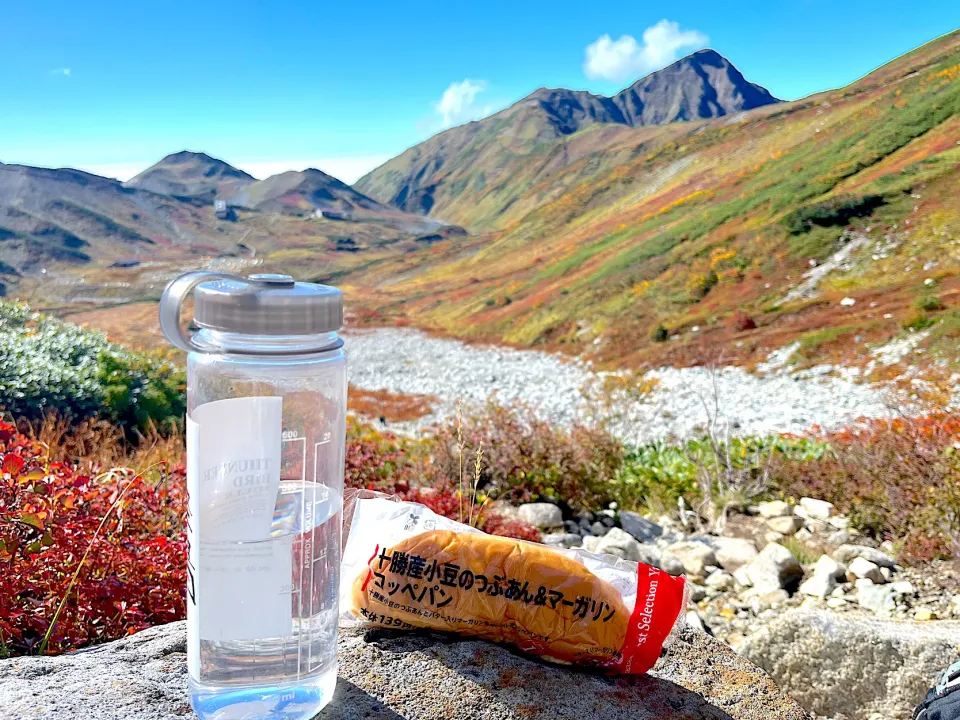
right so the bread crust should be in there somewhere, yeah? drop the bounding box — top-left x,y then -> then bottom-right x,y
352,529 -> 630,667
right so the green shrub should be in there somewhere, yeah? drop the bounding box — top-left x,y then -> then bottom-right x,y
685,269 -> 719,301
0,301 -> 184,433
784,195 -> 886,234
903,312 -> 936,331
915,295 -> 944,313
614,435 -> 827,514
650,323 -> 669,342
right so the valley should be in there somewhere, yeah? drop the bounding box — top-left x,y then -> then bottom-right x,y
2,31 -> 958,381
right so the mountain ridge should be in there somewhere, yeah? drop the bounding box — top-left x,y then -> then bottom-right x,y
125,151 -> 255,201
354,49 -> 779,221
341,30 -> 960,367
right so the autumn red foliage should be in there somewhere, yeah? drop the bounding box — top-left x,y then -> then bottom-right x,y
0,420 -> 538,657
729,310 -> 757,332
777,413 -> 960,562
0,422 -> 187,656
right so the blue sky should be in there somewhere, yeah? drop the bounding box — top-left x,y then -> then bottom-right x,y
2,1 -> 958,183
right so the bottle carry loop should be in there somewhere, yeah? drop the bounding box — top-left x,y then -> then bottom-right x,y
159,271 -> 235,353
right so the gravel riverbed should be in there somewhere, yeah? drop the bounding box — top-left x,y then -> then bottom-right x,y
344,328 -> 895,441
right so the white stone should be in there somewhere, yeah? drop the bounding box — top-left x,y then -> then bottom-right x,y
880,567 -> 892,582
826,597 -> 847,608
594,527 -> 660,565
541,533 -> 582,549
795,528 -> 814,542
661,541 -> 717,578
813,554 -> 847,580
891,581 -> 915,596
757,500 -> 793,518
857,584 -> 897,613
767,516 -> 804,535
799,497 -> 834,520
713,537 -> 759,571
855,577 -> 875,589
733,565 -> 753,588
849,557 -> 886,584
828,515 -> 850,530
705,570 -> 736,591
517,503 -> 563,529
840,297 -> 856,306
800,573 -> 837,599
747,589 -> 790,614
744,543 -> 803,593
826,530 -> 852,546
764,531 -> 785,544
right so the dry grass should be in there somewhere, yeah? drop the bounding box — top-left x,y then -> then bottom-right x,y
16,414 -> 185,472
348,385 -> 438,423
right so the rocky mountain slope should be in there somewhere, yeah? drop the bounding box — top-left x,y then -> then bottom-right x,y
0,155 -> 455,300
227,168 -> 441,231
125,150 -> 255,200
0,162 -> 240,274
354,49 -> 778,222
343,31 -> 960,369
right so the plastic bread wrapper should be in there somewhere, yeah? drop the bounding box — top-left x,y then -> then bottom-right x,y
340,489 -> 689,675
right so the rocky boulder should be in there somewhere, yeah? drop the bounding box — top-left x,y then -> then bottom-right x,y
661,540 -> 717,578
797,497 -> 833,520
742,608 -> 960,720
833,544 -> 896,569
0,622 -> 810,720
592,527 -> 661,566
712,537 -> 759,571
757,500 -> 793,518
618,510 -> 663,542
743,543 -> 803,593
518,503 -> 563,529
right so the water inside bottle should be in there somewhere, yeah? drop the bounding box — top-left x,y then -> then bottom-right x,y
190,481 -> 341,720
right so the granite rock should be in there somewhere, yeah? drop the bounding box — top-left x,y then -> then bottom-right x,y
742,609 -> 960,720
0,622 -> 810,720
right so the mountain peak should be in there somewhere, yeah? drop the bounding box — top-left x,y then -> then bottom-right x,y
126,151 -> 254,199
690,48 -> 724,61
613,49 -> 779,125
356,49 -> 779,219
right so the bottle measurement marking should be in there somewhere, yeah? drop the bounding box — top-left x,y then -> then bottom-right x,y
281,431 -> 307,483
313,431 -> 332,484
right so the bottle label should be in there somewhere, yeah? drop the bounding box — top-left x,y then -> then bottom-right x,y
186,396 -> 293,678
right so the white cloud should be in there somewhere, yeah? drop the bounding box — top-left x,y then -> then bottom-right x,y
49,67 -> 71,77
583,20 -> 708,83
434,79 -> 489,128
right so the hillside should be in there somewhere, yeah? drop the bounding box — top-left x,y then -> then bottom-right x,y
343,31 -> 960,369
227,168 -> 442,232
0,160 -> 456,306
354,49 -> 778,225
125,151 -> 255,201
0,162 -> 242,275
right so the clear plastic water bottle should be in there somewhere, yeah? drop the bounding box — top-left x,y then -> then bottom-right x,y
159,272 -> 346,720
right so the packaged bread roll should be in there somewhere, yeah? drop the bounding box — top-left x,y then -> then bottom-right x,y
340,494 -> 688,674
